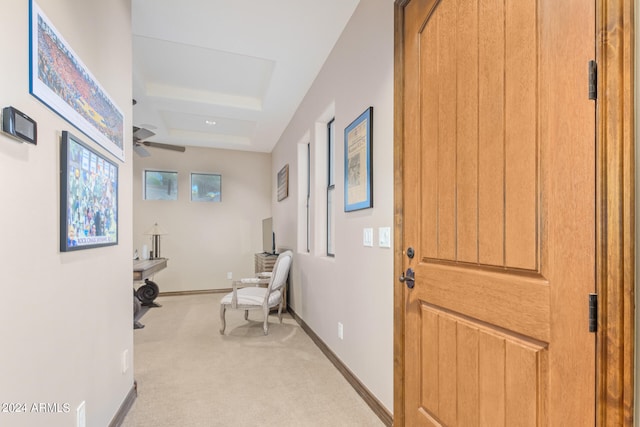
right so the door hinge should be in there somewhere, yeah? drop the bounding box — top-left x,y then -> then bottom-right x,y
588,60 -> 597,100
589,293 -> 598,332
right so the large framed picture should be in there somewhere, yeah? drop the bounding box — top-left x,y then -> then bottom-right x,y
344,107 -> 373,212
60,131 -> 118,252
29,0 -> 125,161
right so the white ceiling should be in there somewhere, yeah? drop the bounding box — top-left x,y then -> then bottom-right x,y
131,0 -> 360,154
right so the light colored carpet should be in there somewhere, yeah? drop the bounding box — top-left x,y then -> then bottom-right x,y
121,293 -> 385,427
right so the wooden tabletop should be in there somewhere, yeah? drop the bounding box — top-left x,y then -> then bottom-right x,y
133,258 -> 168,281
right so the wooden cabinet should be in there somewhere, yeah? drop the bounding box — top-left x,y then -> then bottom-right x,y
255,252 -> 278,274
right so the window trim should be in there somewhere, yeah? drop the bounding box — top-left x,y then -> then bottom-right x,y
327,118 -> 335,257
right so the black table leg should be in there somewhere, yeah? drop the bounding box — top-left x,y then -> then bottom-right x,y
136,279 -> 162,307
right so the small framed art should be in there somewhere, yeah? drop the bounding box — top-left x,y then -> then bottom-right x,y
277,164 -> 289,201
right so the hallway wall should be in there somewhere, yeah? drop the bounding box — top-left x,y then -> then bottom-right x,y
0,1 -> 133,425
271,0 -> 394,411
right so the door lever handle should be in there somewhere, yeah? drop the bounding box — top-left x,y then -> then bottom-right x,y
399,267 -> 415,289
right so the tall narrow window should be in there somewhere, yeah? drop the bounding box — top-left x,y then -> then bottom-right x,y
306,142 -> 311,253
297,138 -> 311,254
327,118 -> 335,256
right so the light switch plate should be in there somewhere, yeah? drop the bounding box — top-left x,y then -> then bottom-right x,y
363,228 -> 373,247
379,227 -> 391,248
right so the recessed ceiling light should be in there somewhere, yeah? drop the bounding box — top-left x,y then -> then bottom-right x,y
205,119 -> 216,126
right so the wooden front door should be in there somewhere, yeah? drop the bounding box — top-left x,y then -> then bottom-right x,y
398,0 -> 596,425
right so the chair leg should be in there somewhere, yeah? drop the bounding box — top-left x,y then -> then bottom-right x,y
277,301 -> 284,323
263,306 -> 269,335
219,305 -> 226,335
244,310 -> 249,320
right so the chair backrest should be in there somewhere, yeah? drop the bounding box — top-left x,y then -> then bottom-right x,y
267,250 -> 293,294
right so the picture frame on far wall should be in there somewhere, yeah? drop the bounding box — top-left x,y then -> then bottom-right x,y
277,164 -> 289,201
344,107 -> 373,212
60,131 -> 118,252
29,0 -> 125,161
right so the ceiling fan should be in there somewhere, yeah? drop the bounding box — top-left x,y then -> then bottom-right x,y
132,126 -> 186,157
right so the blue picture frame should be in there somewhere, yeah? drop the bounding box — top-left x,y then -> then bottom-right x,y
29,0 -> 125,161
344,107 -> 373,212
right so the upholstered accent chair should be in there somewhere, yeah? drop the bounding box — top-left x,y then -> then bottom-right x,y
219,250 -> 292,335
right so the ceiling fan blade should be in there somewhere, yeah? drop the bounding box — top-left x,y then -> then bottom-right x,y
133,126 -> 155,141
142,141 -> 186,152
133,144 -> 151,157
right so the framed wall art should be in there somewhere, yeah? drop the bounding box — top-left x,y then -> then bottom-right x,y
29,0 -> 125,161
344,107 -> 373,212
60,131 -> 118,252
277,164 -> 289,201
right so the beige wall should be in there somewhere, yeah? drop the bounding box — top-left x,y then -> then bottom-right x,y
132,146 -> 272,292
272,0 -> 394,411
0,1 -> 133,426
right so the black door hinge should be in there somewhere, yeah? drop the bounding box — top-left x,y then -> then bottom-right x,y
588,60 -> 597,100
589,293 -> 598,332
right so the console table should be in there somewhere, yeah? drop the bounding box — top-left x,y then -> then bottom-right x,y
133,258 -> 168,281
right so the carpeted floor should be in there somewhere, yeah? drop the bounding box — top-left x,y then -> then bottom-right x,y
121,293 -> 385,426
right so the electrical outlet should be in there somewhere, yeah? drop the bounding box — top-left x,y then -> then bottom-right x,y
338,322 -> 344,340
77,401 -> 86,427
227,272 -> 232,280
121,349 -> 128,374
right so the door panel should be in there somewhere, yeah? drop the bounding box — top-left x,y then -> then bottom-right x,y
476,0 -> 505,267
402,0 -> 595,425
420,0 -> 539,270
417,304 -> 550,426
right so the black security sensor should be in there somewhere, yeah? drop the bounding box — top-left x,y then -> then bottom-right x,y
2,106 -> 37,145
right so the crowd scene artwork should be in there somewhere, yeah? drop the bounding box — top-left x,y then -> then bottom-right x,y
62,132 -> 118,251
31,4 -> 124,160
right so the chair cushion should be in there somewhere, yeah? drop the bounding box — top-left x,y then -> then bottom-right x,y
221,287 -> 282,307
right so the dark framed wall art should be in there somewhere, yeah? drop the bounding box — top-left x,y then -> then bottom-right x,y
60,131 -> 118,251
277,164 -> 289,201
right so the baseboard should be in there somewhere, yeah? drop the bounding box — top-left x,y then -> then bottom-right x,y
159,288 -> 228,297
288,306 -> 393,427
109,382 -> 137,427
